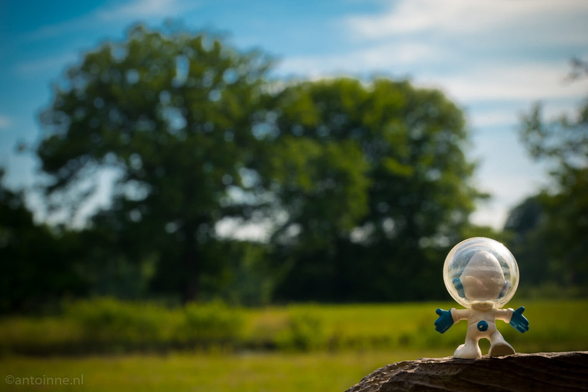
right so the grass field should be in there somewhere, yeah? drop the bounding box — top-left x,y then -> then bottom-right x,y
1,350 -> 448,392
1,300 -> 587,391
246,299 -> 588,353
2,299 -> 587,355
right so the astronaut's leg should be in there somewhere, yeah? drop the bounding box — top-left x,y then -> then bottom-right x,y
454,332 -> 482,359
488,330 -> 515,357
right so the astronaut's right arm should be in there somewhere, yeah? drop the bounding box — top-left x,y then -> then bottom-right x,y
451,308 -> 470,323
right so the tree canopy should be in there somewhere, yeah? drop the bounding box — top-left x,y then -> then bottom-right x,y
266,78 -> 480,301
506,59 -> 588,294
37,25 -> 275,302
33,24 -> 483,306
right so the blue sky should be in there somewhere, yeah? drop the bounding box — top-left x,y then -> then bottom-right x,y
1,0 -> 588,229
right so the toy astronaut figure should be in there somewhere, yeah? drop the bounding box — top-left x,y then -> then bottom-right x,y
435,237 -> 529,359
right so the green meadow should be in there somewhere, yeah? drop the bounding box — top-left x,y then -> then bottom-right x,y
1,350 -> 446,392
1,300 -> 587,391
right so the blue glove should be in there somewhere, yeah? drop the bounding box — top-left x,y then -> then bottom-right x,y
435,308 -> 454,334
509,306 -> 529,333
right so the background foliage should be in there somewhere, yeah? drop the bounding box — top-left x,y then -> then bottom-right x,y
1,25 -> 587,314
505,58 -> 588,297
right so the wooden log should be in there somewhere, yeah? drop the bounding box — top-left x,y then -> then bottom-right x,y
345,352 -> 588,392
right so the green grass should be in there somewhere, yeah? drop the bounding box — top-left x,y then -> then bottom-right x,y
0,350 -> 448,392
244,300 -> 588,353
1,299 -> 587,355
1,300 -> 587,391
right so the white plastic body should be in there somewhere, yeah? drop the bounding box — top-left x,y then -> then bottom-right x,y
451,305 -> 515,359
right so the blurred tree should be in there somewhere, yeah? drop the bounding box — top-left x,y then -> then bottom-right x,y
36,24 -> 274,302
504,196 -> 550,287
266,78 -> 481,301
0,169 -> 84,313
36,24 -> 484,304
510,58 -> 588,290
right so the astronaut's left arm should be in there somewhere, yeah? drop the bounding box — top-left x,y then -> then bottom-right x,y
493,308 -> 514,323
494,307 -> 529,333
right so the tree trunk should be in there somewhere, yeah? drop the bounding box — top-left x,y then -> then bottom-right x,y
181,221 -> 201,304
181,248 -> 199,303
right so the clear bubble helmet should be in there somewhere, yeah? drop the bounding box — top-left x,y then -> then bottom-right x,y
434,237 -> 530,359
443,237 -> 519,309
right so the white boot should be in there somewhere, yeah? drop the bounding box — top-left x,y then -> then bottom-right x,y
454,338 -> 482,359
489,331 -> 515,357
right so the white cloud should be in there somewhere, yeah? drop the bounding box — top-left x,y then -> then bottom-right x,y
97,0 -> 190,21
15,52 -> 78,76
469,110 -> 517,128
24,0 -> 199,41
17,0 -> 203,76
0,115 -> 12,129
470,173 -> 546,229
280,50 -> 588,104
347,0 -> 588,44
418,62 -> 588,103
470,203 -> 509,230
470,205 -> 507,230
23,17 -> 95,41
279,41 -> 444,77
467,98 -> 582,129
470,169 -> 549,229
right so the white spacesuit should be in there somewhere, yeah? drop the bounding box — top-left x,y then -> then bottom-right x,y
435,248 -> 529,359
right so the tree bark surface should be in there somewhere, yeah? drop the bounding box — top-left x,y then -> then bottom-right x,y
345,351 -> 588,392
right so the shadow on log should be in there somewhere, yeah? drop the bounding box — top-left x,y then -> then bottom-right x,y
345,352 -> 588,392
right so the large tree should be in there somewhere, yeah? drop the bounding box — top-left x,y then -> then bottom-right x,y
36,25 -> 373,303
266,78 -> 481,301
37,25 -> 275,302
